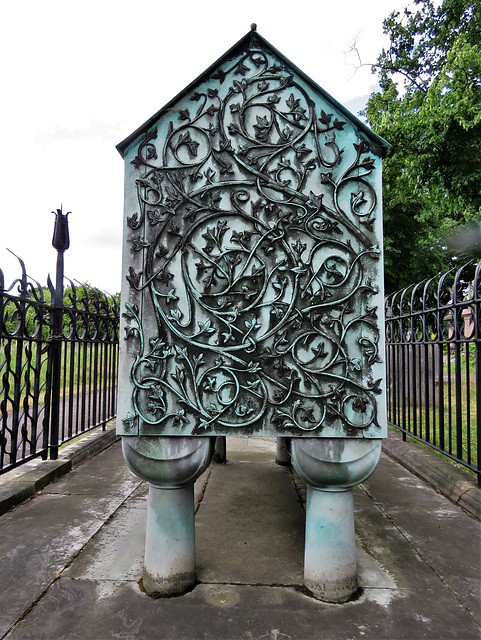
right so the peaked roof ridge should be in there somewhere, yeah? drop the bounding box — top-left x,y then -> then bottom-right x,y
117,27 -> 389,157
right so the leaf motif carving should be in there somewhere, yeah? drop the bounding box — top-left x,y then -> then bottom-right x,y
123,45 -> 384,438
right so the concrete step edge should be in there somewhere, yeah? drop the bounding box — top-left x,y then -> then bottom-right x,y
0,421 -> 120,517
382,427 -> 481,521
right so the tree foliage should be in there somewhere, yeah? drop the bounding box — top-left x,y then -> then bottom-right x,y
364,0 -> 481,292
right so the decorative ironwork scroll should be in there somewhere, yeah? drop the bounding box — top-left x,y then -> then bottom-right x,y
118,30 -> 387,437
385,261 -> 480,480
1,256 -> 119,473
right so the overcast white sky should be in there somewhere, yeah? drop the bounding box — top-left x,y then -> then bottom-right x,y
0,0 -> 412,293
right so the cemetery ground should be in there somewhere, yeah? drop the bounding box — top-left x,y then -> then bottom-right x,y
0,426 -> 480,640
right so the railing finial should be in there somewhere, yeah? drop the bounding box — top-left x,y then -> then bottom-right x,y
52,205 -> 71,253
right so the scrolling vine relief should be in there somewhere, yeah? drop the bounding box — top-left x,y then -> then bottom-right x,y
119,37 -> 386,437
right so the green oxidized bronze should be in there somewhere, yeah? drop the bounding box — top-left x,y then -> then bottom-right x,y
117,29 -> 388,437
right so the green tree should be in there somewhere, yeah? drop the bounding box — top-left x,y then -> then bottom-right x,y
364,0 -> 481,292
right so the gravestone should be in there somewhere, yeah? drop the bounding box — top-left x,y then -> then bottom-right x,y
117,25 -> 389,602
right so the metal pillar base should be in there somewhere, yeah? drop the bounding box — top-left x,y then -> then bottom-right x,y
122,436 -> 212,596
291,438 -> 382,603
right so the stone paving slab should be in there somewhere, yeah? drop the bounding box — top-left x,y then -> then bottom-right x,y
1,437 -> 480,640
361,455 -> 481,619
64,500 -> 146,582
195,452 -> 305,586
382,427 -> 481,520
353,487 -> 443,592
5,579 -> 481,640
62,473 -> 210,584
0,444 -> 141,638
0,423 -> 119,516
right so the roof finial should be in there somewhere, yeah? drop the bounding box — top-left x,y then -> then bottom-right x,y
251,23 -> 257,31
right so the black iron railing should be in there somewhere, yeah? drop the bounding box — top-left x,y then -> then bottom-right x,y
0,256 -> 119,473
385,262 -> 481,485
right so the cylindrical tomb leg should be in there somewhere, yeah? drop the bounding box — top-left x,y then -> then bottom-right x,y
212,436 -> 227,463
291,438 -> 382,603
121,436 -> 212,596
304,486 -> 356,602
275,437 -> 290,466
144,484 -> 196,595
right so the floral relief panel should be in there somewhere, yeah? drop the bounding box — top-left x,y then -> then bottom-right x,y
117,30 -> 388,438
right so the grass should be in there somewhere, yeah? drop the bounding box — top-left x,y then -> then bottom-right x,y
387,424 -> 478,480
0,336 -> 117,444
387,343 -> 479,476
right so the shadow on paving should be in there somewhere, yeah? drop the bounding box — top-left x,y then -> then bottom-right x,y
0,437 -> 479,640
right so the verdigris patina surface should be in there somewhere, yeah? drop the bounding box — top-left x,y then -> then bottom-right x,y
117,26 -> 389,438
